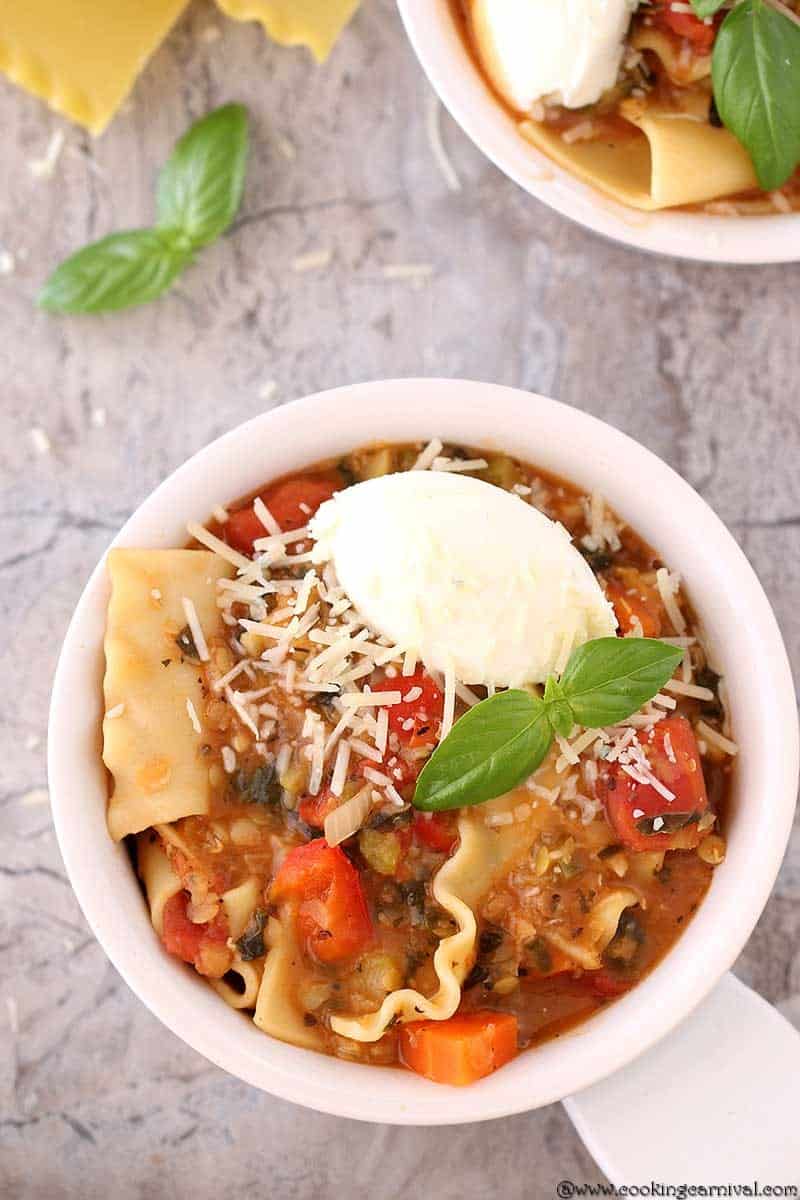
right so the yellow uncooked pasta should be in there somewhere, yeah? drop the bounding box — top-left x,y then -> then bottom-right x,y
216,0 -> 360,63
0,0 -> 360,133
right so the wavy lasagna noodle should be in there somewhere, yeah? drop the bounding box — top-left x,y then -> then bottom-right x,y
216,0 -> 360,62
0,0 -> 190,135
104,548 -> 234,840
0,0 -> 358,134
519,104 -> 757,211
109,440 -> 731,1082
457,0 -> 793,212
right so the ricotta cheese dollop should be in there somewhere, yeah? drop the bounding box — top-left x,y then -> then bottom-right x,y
310,470 -> 616,689
470,0 -> 636,112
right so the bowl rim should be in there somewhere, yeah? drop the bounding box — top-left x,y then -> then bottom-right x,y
48,378 -> 799,1124
395,0 -> 800,265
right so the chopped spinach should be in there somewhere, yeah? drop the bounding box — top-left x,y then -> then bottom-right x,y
636,811 -> 699,836
463,962 -> 490,990
400,881 -> 426,926
336,460 -> 357,487
579,546 -> 613,572
233,764 -> 281,806
478,927 -> 504,956
525,936 -> 553,975
175,624 -> 200,660
236,909 -> 267,961
308,685 -> 342,717
367,806 -> 413,832
605,909 -> 645,968
695,666 -> 723,718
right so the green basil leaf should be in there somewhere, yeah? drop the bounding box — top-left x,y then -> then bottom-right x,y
690,0 -> 726,17
558,637 -> 683,728
712,0 -> 800,190
37,230 -> 190,314
413,690 -> 553,812
543,675 -> 574,739
156,103 -> 249,248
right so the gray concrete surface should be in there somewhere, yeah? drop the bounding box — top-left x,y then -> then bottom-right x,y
1,1 -> 798,1196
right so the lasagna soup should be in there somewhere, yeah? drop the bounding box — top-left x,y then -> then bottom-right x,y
454,0 -> 800,214
103,440 -> 734,1085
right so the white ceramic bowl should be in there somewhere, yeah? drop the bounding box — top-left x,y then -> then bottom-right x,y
396,0 -> 800,265
49,379 -> 798,1123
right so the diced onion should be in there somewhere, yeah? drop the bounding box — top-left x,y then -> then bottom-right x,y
324,785 -> 373,846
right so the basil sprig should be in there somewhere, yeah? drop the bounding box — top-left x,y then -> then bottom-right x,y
38,104 -> 249,314
691,0 -> 800,190
413,637 -> 682,813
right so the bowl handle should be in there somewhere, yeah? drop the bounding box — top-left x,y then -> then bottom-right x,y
563,972 -> 800,1185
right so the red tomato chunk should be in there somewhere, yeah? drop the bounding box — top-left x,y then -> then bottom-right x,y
586,970 -> 634,1000
271,839 -> 373,963
161,891 -> 229,978
412,812 -> 458,855
653,3 -> 719,52
596,715 -> 709,852
224,473 -> 341,555
373,669 -> 444,746
605,577 -> 662,638
297,787 -> 339,830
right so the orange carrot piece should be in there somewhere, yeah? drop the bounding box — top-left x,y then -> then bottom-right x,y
399,1011 -> 518,1086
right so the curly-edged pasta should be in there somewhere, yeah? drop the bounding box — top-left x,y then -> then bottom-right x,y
214,0 -> 359,62
104,548 -> 234,841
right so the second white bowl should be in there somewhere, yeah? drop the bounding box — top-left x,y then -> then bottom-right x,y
396,0 -> 800,265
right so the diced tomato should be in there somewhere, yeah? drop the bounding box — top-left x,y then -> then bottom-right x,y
413,812 -> 458,855
357,750 -> 422,791
271,838 -> 373,963
261,473 -> 342,532
653,3 -> 719,52
585,969 -> 634,1000
224,506 -> 267,556
605,576 -> 662,638
161,891 -> 230,977
596,716 -> 709,852
297,787 -> 339,830
373,669 -> 443,746
166,848 -> 226,897
399,1011 -> 518,1085
224,472 -> 342,555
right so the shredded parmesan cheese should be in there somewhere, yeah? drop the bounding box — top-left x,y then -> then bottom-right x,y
656,568 -> 686,635
425,91 -> 461,192
438,667 -> 456,742
185,698 -> 201,734
695,721 -> 738,756
664,679 -> 715,701
187,522 -> 251,571
182,597 -> 210,662
340,691 -> 402,708
411,438 -> 444,471
253,496 -> 282,536
330,739 -> 352,796
324,785 -> 372,846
